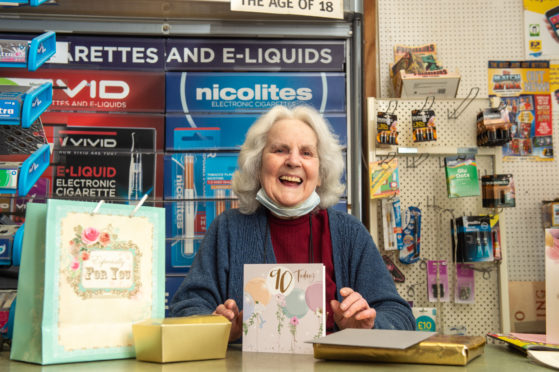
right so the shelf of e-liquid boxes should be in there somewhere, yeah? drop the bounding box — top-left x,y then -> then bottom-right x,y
0,31 -> 56,197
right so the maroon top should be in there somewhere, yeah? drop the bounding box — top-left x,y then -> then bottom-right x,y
268,209 -> 337,332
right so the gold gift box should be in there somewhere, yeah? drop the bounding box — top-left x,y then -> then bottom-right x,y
313,334 -> 485,366
132,315 -> 231,363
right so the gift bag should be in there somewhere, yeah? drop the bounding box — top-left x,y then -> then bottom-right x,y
10,199 -> 165,365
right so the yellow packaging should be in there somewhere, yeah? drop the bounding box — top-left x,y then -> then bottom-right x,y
132,315 -> 231,363
313,334 -> 485,366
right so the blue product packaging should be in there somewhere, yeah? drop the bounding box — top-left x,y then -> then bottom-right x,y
399,206 -> 421,264
164,153 -> 238,270
165,72 -> 346,113
455,216 -> 493,262
0,86 -> 26,121
165,112 -> 348,151
0,226 -> 19,265
393,198 -> 404,251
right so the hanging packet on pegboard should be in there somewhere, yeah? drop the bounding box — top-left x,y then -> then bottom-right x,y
382,197 -> 404,251
399,206 -> 421,264
455,263 -> 475,304
369,158 -> 400,199
444,154 -> 480,198
376,111 -> 399,146
427,260 -> 449,302
411,108 -> 437,143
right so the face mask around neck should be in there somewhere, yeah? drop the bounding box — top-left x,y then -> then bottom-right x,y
256,188 -> 320,218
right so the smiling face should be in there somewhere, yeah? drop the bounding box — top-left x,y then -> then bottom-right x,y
260,118 -> 320,208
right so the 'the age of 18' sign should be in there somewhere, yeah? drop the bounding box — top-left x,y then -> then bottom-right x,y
230,0 -> 343,20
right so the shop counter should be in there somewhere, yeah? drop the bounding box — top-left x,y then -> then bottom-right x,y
0,343 -> 551,371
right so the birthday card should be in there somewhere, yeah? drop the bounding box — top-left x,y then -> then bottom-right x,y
242,263 -> 325,354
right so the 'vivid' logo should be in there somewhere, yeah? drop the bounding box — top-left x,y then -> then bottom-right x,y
56,79 -> 130,99
59,137 -> 118,148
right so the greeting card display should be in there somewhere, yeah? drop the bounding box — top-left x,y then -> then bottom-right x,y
242,263 -> 325,355
10,199 -> 165,365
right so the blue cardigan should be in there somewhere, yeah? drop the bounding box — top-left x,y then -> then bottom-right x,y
170,207 -> 416,331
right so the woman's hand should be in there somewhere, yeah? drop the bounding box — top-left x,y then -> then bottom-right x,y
213,299 -> 243,342
330,287 -> 376,330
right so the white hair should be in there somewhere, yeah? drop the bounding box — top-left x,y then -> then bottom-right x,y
232,105 -> 345,214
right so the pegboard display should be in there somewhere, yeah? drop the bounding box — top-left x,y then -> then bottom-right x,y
368,97 -> 509,336
375,0 -> 559,329
377,0 -> 525,99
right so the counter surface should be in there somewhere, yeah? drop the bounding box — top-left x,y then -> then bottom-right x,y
0,343 -> 551,371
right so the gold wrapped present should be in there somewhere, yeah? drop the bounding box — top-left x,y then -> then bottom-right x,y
132,315 -> 231,363
313,334 -> 485,366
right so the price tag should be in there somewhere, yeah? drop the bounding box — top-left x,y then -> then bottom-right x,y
231,0 -> 343,19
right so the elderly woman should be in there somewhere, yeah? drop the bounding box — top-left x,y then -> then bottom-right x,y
170,105 -> 415,342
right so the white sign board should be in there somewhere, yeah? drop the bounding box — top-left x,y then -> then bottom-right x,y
231,0 -> 344,20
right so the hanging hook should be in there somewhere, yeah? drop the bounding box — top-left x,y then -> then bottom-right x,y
447,87 -> 480,120
407,285 -> 415,298
414,153 -> 430,168
420,95 -> 435,112
387,100 -> 399,115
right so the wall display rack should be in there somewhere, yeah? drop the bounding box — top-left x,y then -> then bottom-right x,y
368,97 -> 510,336
375,0 -> 557,287
0,31 -> 54,298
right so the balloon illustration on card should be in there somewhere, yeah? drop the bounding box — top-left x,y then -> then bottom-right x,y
266,266 -> 295,296
243,292 -> 255,321
305,282 -> 323,312
282,287 -> 308,319
244,277 -> 271,306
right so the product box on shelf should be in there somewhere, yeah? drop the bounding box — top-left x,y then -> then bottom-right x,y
52,126 -> 156,202
0,85 -> 29,121
0,82 -> 52,128
0,143 -> 50,196
165,72 -> 346,113
165,201 -> 205,272
164,153 -> 238,270
36,111 -> 165,199
392,69 -> 461,98
165,113 -> 348,151
0,163 -> 19,191
0,69 -> 165,113
0,225 -> 19,265
0,39 -> 28,64
0,31 -> 56,71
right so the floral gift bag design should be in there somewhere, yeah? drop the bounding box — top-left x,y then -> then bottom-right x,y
242,264 -> 325,354
10,199 -> 165,365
